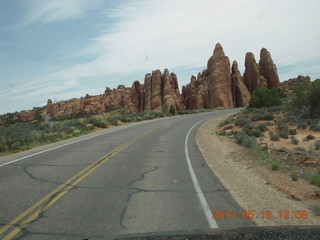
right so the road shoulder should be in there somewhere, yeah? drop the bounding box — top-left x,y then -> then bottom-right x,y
196,115 -> 320,226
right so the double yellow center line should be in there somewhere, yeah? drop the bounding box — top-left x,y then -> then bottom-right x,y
0,128 -> 155,240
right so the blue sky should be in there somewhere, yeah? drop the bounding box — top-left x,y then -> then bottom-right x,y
0,0 -> 319,114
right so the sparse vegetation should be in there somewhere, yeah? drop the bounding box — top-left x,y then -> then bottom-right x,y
270,159 -> 281,171
223,125 -> 233,131
289,129 -> 297,135
306,134 -> 315,141
315,140 -> 320,150
291,136 -> 299,145
270,132 -> 280,141
234,131 -> 256,148
169,105 -> 176,115
297,122 -> 307,129
235,118 -> 251,127
290,170 -> 299,181
309,175 -> 320,186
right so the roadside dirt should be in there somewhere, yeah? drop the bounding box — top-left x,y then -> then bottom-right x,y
196,115 -> 320,226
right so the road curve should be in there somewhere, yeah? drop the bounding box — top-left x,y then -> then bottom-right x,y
0,110 -> 255,240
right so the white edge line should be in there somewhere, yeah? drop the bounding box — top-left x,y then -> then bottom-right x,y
185,116 -> 219,229
0,119 -> 163,168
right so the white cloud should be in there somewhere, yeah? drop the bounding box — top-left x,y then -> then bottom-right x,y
13,0 -> 102,28
57,0 -> 320,84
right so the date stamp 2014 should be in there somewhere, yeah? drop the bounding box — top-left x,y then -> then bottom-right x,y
212,210 -> 308,220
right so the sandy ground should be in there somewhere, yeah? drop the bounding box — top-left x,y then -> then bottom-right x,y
196,115 -> 320,226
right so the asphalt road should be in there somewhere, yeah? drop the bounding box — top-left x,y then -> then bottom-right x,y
0,110 -> 255,240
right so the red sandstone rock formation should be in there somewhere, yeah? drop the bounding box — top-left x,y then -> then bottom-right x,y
243,52 -> 268,94
231,61 -> 251,107
207,43 -> 234,108
259,48 -> 280,88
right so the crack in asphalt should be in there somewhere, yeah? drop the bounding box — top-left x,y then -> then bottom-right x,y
13,187 -> 78,240
119,166 -> 159,229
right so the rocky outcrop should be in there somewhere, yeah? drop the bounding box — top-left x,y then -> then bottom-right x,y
150,70 -> 162,111
1,43 -> 283,123
126,69 -> 185,113
231,61 -> 251,107
207,43 -> 234,108
280,75 -> 312,90
243,52 -> 268,94
162,69 -> 184,112
259,48 -> 280,88
125,81 -> 144,113
182,71 -> 209,110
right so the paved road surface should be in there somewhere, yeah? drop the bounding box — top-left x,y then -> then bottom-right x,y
0,110 -> 255,240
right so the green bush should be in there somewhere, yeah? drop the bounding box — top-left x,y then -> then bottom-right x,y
235,118 -> 251,127
256,123 -> 268,131
251,112 -> 266,121
306,135 -> 315,141
235,131 -> 256,148
270,132 -> 280,141
107,116 -> 119,126
310,122 -> 320,131
169,105 -> 176,115
315,140 -> 320,150
219,118 -> 232,127
289,80 -> 320,118
223,125 -> 233,131
246,129 -> 263,138
297,122 -> 307,129
249,88 -> 282,108
309,175 -> 320,186
291,136 -> 299,145
268,106 -> 282,112
264,114 -> 275,120
72,129 -> 81,137
290,170 -> 299,181
279,131 -> 289,139
271,159 -> 281,171
289,129 -> 297,135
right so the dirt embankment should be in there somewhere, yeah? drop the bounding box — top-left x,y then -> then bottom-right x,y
196,115 -> 320,226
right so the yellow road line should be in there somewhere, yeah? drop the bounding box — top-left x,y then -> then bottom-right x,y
1,128 -> 155,240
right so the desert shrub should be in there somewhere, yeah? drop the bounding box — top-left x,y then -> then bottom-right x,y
270,132 -> 280,141
251,112 -> 266,121
268,105 -> 282,112
297,122 -> 307,129
235,118 -> 251,127
306,135 -> 315,141
289,80 -> 320,119
291,136 -> 299,145
279,131 -> 289,139
271,159 -> 281,171
247,129 -> 263,138
289,129 -> 297,135
315,140 -> 320,150
107,116 -> 119,126
223,125 -> 233,131
256,123 -> 268,131
217,131 -> 227,136
249,88 -> 282,108
294,146 -> 306,151
0,141 -> 6,152
235,131 -> 256,148
309,175 -> 320,186
310,122 -> 320,131
169,105 -> 176,115
219,118 -> 232,127
278,125 -> 289,139
72,129 -> 81,137
264,114 -> 275,120
290,170 -> 299,181
88,117 -> 109,128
